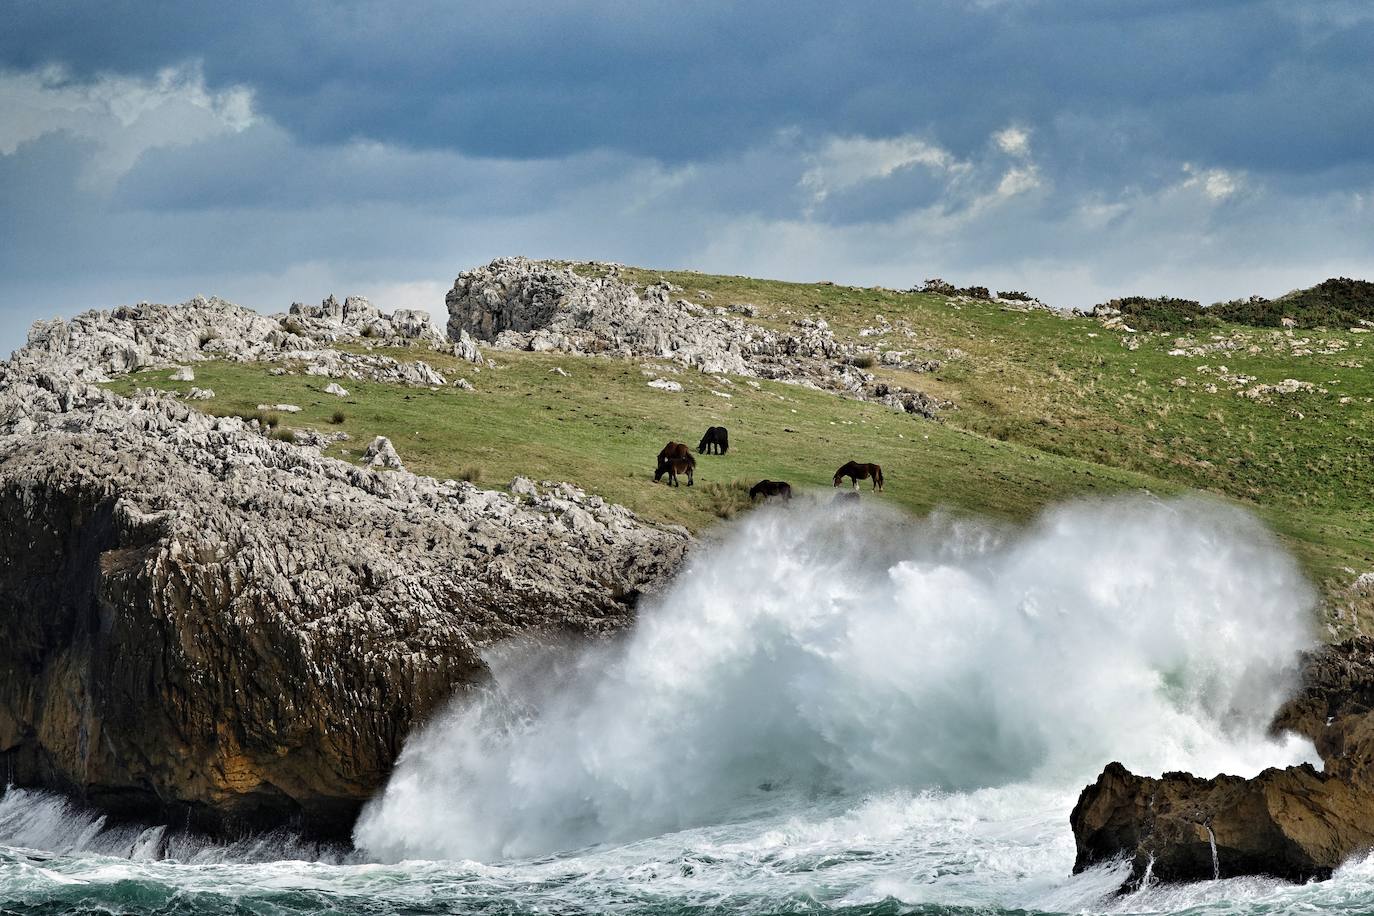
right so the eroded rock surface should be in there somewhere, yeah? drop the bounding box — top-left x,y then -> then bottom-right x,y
13,293 -> 483,387
0,304 -> 689,838
1072,638 -> 1374,886
446,258 -> 950,416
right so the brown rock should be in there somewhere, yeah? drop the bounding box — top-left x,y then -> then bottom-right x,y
1072,639 -> 1374,887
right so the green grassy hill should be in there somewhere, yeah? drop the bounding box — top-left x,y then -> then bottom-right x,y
109,266 -> 1374,634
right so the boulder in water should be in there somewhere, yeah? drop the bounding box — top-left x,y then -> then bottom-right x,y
1072,638 -> 1374,886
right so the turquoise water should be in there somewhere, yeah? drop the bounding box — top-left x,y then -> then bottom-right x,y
3,785 -> 1373,916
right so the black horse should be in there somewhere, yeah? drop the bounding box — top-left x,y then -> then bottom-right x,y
698,426 -> 729,455
749,480 -> 792,501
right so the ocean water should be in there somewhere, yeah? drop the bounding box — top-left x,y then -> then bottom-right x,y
4,496 -> 1367,916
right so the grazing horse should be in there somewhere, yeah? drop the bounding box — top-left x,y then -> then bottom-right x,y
658,441 -> 691,464
833,461 -> 884,491
698,426 -> 729,455
655,454 -> 695,487
749,479 -> 792,501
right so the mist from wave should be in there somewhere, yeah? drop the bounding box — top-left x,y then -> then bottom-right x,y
355,495 -> 1319,863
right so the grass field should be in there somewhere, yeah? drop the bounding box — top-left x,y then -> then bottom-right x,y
110,265 -> 1374,633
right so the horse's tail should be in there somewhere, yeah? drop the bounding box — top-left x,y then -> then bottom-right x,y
719,429 -> 728,455
875,465 -> 884,490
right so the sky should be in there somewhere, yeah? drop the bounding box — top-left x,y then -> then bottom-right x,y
2,0 -> 1372,353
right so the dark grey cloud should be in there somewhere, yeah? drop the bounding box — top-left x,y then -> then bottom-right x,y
1,0 -> 1373,354
4,0 -> 1371,175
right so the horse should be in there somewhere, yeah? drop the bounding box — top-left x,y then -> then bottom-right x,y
749,480 -> 792,501
655,453 -> 695,487
658,441 -> 691,463
698,426 -> 729,455
834,461 -> 884,491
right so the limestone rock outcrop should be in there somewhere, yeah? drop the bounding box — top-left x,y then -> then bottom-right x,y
12,293 -> 478,386
1071,638 -> 1374,886
0,307 -> 688,839
446,258 -> 948,415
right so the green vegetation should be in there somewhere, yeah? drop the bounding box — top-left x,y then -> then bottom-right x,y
1212,278 -> 1374,329
1108,296 -> 1212,333
111,266 -> 1374,633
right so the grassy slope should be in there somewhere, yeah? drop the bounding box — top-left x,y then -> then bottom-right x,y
111,266 -> 1374,632
111,350 -> 1160,535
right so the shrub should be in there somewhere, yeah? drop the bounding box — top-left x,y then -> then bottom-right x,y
919,279 -> 991,299
1212,278 -> 1374,329
998,290 -> 1034,301
850,354 -> 876,369
268,427 -> 295,442
703,480 -> 752,520
253,409 -> 282,429
458,465 -> 483,483
1100,296 -> 1215,333
330,410 -> 346,425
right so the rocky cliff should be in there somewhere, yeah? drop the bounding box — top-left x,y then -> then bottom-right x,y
0,295 -> 689,838
1071,638 -> 1374,886
446,258 -> 950,418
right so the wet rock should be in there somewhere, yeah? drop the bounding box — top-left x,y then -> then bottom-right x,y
1073,639 -> 1374,887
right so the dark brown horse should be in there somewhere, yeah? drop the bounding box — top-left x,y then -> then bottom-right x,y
749,480 -> 792,501
659,441 -> 691,463
698,426 -> 729,455
834,461 -> 884,491
655,453 -> 695,487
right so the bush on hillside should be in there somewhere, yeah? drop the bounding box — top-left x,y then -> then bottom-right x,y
997,290 -> 1034,301
1211,278 -> 1374,329
919,279 -> 992,299
1099,296 -> 1216,333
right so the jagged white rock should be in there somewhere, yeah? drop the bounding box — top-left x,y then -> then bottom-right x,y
363,435 -> 404,469
0,298 -> 688,838
446,258 -> 947,416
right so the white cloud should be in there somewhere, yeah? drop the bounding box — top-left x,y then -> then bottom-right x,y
800,134 -> 965,204
1181,163 -> 1243,201
0,63 -> 254,189
993,125 -> 1031,157
996,164 -> 1041,198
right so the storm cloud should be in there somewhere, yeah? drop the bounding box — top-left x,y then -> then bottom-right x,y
1,0 -> 1371,351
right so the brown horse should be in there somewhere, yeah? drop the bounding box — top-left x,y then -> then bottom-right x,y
655,453 -> 695,487
749,480 -> 792,501
834,461 -> 884,491
658,441 -> 691,463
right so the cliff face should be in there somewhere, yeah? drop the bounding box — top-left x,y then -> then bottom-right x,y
1071,638 -> 1374,886
0,297 -> 689,838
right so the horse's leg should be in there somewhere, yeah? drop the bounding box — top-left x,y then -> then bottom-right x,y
852,476 -> 859,491
687,467 -> 694,486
